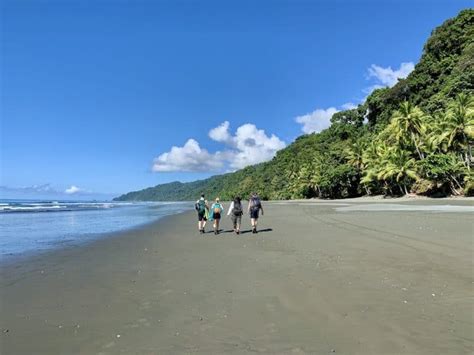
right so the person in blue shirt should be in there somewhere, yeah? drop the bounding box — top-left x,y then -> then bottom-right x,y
210,198 -> 224,235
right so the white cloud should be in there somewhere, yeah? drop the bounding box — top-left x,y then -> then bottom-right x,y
28,184 -> 55,193
367,62 -> 414,88
295,107 -> 339,134
65,185 -> 82,194
152,123 -> 286,173
208,121 -> 232,144
210,123 -> 286,169
152,139 -> 224,172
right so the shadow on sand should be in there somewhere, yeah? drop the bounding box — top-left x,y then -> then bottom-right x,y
203,228 -> 273,235
240,228 -> 273,235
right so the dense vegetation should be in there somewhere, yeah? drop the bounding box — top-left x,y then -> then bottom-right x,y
115,9 -> 474,202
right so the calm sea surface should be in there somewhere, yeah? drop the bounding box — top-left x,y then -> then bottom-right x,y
0,200 -> 191,260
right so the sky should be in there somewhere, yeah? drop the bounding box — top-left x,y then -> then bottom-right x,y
1,0 -> 471,200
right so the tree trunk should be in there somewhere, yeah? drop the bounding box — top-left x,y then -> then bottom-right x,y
387,183 -> 394,196
412,132 -> 424,160
364,185 -> 370,195
450,174 -> 463,190
466,145 -> 472,170
449,181 -> 461,196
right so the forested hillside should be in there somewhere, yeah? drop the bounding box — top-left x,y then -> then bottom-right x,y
115,9 -> 473,202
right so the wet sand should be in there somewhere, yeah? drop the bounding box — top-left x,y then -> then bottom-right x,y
1,199 -> 473,354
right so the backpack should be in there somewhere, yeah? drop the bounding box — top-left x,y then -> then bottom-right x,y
233,200 -> 243,216
250,196 -> 261,211
196,199 -> 206,213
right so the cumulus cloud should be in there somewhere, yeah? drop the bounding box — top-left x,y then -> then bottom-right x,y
295,107 -> 339,134
209,122 -> 286,169
208,121 -> 232,144
152,139 -> 225,172
367,62 -> 414,88
65,185 -> 82,194
152,123 -> 286,173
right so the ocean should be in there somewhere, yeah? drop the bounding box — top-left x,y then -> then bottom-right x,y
0,199 -> 191,260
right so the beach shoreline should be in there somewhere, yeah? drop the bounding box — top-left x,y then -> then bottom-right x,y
1,200 -> 473,354
0,209 -> 193,269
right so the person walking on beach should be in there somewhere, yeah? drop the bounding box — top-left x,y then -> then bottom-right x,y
210,198 -> 224,235
227,196 -> 243,235
195,194 -> 209,234
248,192 -> 263,233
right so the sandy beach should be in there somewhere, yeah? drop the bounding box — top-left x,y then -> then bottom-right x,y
1,199 -> 473,354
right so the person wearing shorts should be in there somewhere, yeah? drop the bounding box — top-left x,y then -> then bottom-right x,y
248,192 -> 264,233
210,198 -> 224,235
195,195 -> 208,234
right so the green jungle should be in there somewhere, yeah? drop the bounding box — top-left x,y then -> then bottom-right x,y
115,9 -> 474,202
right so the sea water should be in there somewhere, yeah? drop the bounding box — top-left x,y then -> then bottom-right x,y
0,200 -> 191,259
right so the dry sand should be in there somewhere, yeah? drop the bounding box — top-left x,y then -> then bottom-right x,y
1,199 -> 473,354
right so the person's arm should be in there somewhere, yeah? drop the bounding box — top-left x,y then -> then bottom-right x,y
227,201 -> 234,216
247,200 -> 251,213
260,203 -> 264,215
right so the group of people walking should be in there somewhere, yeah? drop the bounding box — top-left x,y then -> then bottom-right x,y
195,193 -> 264,235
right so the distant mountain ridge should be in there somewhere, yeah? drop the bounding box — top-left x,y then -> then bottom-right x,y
115,9 -> 474,202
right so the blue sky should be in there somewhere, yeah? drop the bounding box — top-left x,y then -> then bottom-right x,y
1,0 -> 471,199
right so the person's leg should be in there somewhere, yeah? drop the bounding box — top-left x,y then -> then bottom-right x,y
250,210 -> 257,233
198,215 -> 203,232
213,219 -> 218,234
236,216 -> 241,234
254,217 -> 258,233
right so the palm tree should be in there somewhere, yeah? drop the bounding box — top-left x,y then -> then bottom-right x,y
391,102 -> 427,160
311,156 -> 325,196
361,140 -> 392,195
346,139 -> 368,194
425,111 -> 450,154
345,140 -> 366,172
444,93 -> 474,168
377,147 -> 418,195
